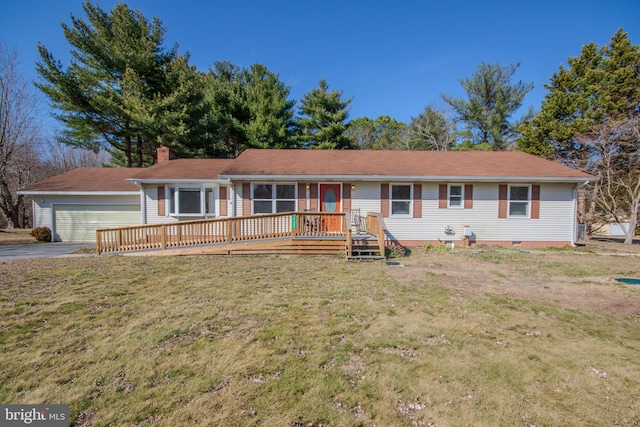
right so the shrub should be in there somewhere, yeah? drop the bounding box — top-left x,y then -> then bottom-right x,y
31,227 -> 52,242
423,243 -> 451,253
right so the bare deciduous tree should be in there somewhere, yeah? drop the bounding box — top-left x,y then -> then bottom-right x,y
406,106 -> 457,151
577,114 -> 640,244
0,42 -> 42,228
44,135 -> 111,173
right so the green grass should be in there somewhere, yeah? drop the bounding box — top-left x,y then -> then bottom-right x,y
1,253 -> 639,426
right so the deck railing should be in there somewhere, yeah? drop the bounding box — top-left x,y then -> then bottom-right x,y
95,212 -> 347,254
366,212 -> 387,256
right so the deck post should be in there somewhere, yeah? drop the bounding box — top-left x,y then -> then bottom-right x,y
346,229 -> 352,259
96,231 -> 101,255
161,224 -> 167,250
292,214 -> 298,238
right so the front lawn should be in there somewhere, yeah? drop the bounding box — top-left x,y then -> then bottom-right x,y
1,251 -> 639,426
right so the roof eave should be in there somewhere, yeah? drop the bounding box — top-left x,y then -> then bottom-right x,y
17,190 -> 140,196
220,174 -> 596,183
126,178 -> 230,185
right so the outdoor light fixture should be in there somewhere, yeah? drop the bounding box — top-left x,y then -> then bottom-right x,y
351,184 -> 356,191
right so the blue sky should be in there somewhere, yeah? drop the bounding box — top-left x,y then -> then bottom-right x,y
1,0 -> 639,131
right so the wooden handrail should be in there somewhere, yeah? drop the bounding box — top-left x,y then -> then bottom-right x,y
95,212 -> 347,255
366,212 -> 387,258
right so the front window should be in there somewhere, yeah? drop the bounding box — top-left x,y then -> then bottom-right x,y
509,185 -> 530,217
391,184 -> 411,216
448,184 -> 463,208
253,183 -> 296,214
169,186 -> 216,216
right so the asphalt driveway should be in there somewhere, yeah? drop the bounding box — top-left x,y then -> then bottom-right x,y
0,243 -> 92,262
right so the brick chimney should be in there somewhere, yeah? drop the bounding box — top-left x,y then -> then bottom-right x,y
157,146 -> 177,163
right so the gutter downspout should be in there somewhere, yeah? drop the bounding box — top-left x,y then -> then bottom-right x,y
572,180 -> 591,246
230,182 -> 237,217
132,182 -> 147,225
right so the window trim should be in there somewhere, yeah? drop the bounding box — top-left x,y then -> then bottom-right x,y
390,183 -> 413,218
507,184 -> 531,218
167,185 -> 217,217
448,184 -> 464,209
251,182 -> 297,215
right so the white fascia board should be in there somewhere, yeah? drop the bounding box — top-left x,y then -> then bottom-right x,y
221,174 -> 596,183
127,179 -> 230,185
17,190 -> 139,196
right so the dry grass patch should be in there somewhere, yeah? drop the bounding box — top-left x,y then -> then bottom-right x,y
0,228 -> 35,244
0,251 -> 639,426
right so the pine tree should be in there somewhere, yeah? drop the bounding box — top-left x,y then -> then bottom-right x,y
519,29 -> 640,243
296,79 -> 352,149
36,1 -> 203,166
442,62 -> 533,151
243,64 -> 296,149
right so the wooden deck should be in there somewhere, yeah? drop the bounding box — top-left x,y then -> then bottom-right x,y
96,212 -> 386,259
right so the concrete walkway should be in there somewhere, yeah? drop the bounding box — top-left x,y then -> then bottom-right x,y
0,243 -> 92,262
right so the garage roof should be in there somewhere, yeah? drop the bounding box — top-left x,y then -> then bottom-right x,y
20,168 -> 142,193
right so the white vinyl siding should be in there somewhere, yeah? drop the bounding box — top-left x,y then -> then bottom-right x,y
227,180 -> 576,245
143,185 -> 226,225
31,195 -> 140,242
349,182 -> 575,244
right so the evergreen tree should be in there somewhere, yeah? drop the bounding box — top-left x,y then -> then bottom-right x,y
519,28 -> 640,162
35,1 -> 203,167
296,79 -> 352,149
442,61 -> 533,150
519,29 -> 640,243
202,62 -> 296,158
243,64 -> 296,149
202,62 -> 249,159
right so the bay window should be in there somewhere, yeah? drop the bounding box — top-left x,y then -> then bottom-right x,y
169,186 -> 216,216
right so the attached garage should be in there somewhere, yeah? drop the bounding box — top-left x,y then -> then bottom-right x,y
19,167 -> 144,242
53,203 -> 141,242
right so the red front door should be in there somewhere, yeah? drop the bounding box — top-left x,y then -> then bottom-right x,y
320,184 -> 341,232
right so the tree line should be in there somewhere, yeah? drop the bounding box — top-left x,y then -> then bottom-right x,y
33,1 -> 540,166
2,1 -> 639,240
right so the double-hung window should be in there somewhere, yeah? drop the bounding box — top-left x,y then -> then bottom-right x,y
169,186 -> 215,216
448,184 -> 463,208
253,184 -> 296,214
508,185 -> 530,217
391,184 -> 412,216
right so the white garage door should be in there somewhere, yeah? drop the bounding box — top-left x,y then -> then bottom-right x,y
54,204 -> 141,242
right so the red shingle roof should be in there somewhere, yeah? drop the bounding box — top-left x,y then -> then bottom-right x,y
220,149 -> 595,180
131,159 -> 235,180
20,168 -> 142,192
